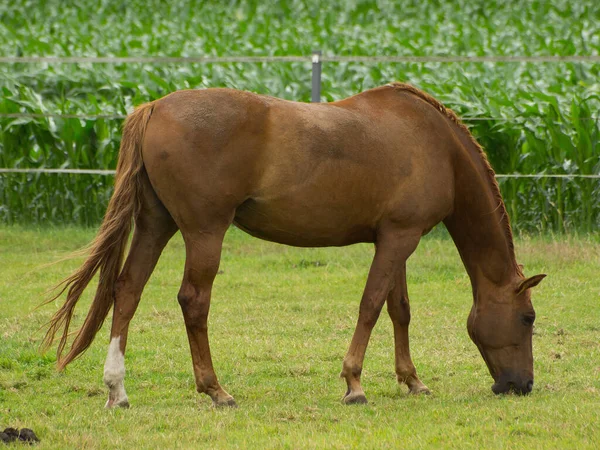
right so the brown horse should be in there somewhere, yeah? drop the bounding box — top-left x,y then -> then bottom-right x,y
43,83 -> 545,408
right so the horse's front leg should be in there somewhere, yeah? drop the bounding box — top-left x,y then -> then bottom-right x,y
341,229 -> 421,404
386,263 -> 430,395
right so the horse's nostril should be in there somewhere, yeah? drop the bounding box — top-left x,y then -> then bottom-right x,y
526,380 -> 534,393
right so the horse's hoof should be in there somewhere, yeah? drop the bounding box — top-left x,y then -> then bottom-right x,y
343,392 -> 368,405
409,385 -> 431,395
214,397 -> 238,408
105,397 -> 130,409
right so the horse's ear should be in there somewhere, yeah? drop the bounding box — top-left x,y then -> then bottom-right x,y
516,274 -> 546,295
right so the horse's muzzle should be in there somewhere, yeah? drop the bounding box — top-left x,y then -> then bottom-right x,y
492,378 -> 533,395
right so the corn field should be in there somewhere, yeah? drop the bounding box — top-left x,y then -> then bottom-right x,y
1,0 -> 599,231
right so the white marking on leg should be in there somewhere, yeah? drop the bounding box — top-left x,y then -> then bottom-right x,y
103,337 -> 129,408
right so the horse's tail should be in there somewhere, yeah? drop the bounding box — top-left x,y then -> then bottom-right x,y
41,102 -> 155,370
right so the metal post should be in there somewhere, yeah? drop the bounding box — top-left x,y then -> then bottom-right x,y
311,50 -> 322,102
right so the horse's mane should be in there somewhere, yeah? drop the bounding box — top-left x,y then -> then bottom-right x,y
387,82 -> 521,276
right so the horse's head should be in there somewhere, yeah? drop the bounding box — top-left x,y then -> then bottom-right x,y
467,273 -> 546,395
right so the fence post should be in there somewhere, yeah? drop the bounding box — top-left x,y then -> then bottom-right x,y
311,50 -> 322,102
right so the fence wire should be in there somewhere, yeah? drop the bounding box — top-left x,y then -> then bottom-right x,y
0,112 -> 598,122
1,55 -> 599,64
0,168 -> 598,179
0,112 -> 128,119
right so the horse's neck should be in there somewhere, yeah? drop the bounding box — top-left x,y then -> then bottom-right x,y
443,128 -> 519,289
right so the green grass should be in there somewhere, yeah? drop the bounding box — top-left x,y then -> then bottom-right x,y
1,226 -> 599,448
1,0 -> 599,229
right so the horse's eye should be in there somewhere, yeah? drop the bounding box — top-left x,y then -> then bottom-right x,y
522,314 -> 536,326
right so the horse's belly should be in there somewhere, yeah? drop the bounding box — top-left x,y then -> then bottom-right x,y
232,198 -> 377,247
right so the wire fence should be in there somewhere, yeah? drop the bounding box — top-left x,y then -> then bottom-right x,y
1,168 -> 599,179
0,112 -> 128,119
0,168 -> 117,175
0,112 -> 598,122
2,52 -> 599,179
1,54 -> 599,64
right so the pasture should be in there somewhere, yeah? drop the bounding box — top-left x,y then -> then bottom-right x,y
1,226 -> 599,448
1,0 -> 599,448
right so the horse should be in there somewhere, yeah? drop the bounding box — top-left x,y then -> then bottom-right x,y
43,83 -> 545,408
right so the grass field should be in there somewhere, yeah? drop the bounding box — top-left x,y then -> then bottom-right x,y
1,226 -> 599,448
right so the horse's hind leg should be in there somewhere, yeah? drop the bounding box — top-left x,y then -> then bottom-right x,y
386,263 -> 430,395
177,226 -> 236,407
104,177 -> 178,408
341,229 -> 421,404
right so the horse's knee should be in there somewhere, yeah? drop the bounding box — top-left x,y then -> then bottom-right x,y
177,285 -> 209,326
177,285 -> 193,309
388,294 -> 411,325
